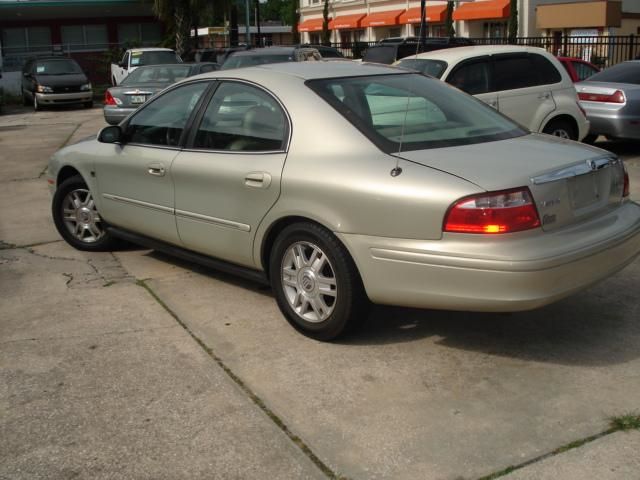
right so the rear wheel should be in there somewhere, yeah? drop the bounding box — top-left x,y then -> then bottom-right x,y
543,119 -> 577,140
52,175 -> 117,251
269,222 -> 368,341
84,101 -> 94,108
583,133 -> 599,144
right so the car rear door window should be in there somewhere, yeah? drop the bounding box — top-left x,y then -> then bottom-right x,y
125,82 -> 208,147
192,82 -> 287,152
530,54 -> 562,84
493,54 -> 538,91
446,59 -> 491,94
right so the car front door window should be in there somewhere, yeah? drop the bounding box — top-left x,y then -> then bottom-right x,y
125,82 -> 208,147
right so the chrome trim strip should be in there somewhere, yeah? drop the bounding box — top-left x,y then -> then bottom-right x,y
175,209 -> 251,232
102,193 -> 173,214
531,156 -> 617,185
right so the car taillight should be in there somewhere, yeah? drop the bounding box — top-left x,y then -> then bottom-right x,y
104,90 -> 117,106
578,90 -> 625,103
444,188 -> 541,234
623,165 -> 630,198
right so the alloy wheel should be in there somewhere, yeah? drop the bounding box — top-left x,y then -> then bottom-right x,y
61,188 -> 104,243
281,241 -> 337,323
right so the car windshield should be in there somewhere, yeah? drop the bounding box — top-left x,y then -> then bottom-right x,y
307,73 -> 526,153
131,51 -> 182,67
121,65 -> 191,85
586,62 -> 640,85
221,54 -> 293,70
34,59 -> 82,75
396,59 -> 448,78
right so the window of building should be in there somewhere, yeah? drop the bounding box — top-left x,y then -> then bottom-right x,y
118,23 -> 162,46
61,24 -> 108,50
484,22 -> 507,39
2,26 -> 51,52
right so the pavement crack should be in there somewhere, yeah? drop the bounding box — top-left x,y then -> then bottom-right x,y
136,279 -> 349,480
477,413 -> 640,480
62,272 -> 74,286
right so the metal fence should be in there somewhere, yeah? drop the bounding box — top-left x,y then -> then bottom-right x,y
330,34 -> 639,67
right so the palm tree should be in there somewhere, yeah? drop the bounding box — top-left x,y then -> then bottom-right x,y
445,1 -> 455,37
153,0 -> 191,55
322,0 -> 331,46
508,0 -> 518,43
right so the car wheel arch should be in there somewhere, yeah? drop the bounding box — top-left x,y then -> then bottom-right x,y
541,114 -> 579,139
57,166 -> 83,188
259,216 -> 361,281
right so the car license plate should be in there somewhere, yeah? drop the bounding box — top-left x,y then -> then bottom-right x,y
130,95 -> 146,104
568,172 -> 601,209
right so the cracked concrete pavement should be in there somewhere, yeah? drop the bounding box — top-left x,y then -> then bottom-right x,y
1,106 -> 639,480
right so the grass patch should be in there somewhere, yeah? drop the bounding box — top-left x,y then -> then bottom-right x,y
610,413 -> 640,431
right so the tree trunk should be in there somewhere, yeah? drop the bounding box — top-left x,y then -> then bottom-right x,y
230,4 -> 239,47
445,1 -> 455,37
174,2 -> 190,56
322,0 -> 330,46
508,0 -> 518,43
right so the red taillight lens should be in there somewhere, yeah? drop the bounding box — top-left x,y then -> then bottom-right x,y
623,165 -> 630,198
104,90 -> 116,106
578,90 -> 625,103
444,188 -> 541,234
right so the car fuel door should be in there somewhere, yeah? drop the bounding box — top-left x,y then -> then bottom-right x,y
172,81 -> 289,268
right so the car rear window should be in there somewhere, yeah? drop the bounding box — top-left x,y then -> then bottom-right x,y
131,51 -> 182,66
587,62 -> 640,85
396,59 -> 447,78
122,65 -> 191,85
221,54 -> 293,70
307,73 -> 525,153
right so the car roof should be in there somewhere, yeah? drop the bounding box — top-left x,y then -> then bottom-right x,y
193,60 -> 403,81
408,44 -> 551,63
130,48 -> 175,53
230,46 -> 313,56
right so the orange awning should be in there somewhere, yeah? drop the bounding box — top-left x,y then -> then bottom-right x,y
362,9 -> 405,28
399,5 -> 447,24
329,13 -> 366,30
453,0 -> 510,21
297,18 -> 326,32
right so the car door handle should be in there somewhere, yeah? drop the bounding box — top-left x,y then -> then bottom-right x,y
147,163 -> 165,176
244,172 -> 272,188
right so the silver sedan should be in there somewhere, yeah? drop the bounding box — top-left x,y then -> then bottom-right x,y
48,62 -> 640,340
576,60 -> 640,142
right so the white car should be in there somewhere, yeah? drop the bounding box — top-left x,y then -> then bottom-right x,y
111,48 -> 182,86
395,45 -> 589,141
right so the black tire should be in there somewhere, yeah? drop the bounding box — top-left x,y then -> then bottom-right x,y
84,101 -> 94,108
583,133 -> 599,144
52,175 -> 118,252
542,118 -> 577,140
269,222 -> 369,341
33,94 -> 41,111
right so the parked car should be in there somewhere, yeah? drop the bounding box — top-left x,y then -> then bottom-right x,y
103,63 -> 218,125
297,44 -> 344,59
220,46 -> 322,70
21,56 -> 93,111
111,48 -> 182,86
576,60 -> 640,142
557,57 -> 600,83
395,45 -> 589,140
363,37 -> 474,64
48,62 -> 639,341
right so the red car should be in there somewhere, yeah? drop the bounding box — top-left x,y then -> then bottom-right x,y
558,57 -> 600,82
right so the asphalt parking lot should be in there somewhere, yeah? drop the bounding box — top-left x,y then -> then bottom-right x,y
1,105 -> 639,480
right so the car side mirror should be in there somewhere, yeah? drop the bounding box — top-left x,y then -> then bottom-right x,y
118,61 -> 126,68
98,125 -> 123,144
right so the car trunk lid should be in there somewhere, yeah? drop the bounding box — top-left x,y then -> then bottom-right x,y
109,86 -> 163,107
395,134 -> 627,231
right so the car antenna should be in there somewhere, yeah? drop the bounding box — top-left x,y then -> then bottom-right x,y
391,0 -> 427,177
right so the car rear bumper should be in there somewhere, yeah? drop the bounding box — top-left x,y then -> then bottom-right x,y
36,92 -> 92,105
581,103 -> 640,140
338,201 -> 640,311
103,106 -> 136,125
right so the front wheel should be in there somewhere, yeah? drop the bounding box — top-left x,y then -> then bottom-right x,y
269,222 -> 368,341
33,94 -> 41,111
52,175 -> 118,251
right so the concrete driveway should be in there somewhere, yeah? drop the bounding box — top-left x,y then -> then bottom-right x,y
1,106 -> 639,480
